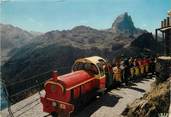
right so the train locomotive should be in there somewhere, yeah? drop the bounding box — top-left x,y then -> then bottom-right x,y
40,56 -> 113,117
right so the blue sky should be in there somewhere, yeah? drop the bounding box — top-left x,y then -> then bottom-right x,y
0,0 -> 171,32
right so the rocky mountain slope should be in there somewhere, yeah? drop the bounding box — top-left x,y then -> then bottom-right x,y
122,79 -> 170,117
0,23 -> 41,62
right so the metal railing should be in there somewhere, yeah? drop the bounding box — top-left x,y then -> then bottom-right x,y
1,66 -> 71,117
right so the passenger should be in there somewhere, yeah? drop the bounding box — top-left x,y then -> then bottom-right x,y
149,56 -> 156,75
104,62 -> 114,88
120,57 -> 125,82
123,58 -> 130,86
99,60 -> 107,76
134,58 -> 140,80
107,63 -> 114,77
143,57 -> 149,75
129,57 -> 134,80
113,62 -> 122,86
139,57 -> 145,77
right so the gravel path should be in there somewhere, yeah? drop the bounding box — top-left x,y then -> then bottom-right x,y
1,78 -> 155,117
76,78 -> 154,117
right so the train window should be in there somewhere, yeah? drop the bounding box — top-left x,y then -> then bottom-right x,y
73,62 -> 99,75
84,63 -> 91,70
97,63 -> 105,76
73,62 -> 84,71
73,63 -> 81,71
89,64 -> 98,75
78,63 -> 84,70
73,64 -> 78,71
98,59 -> 106,66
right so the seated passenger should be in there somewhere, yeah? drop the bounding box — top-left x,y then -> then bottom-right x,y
113,62 -> 122,82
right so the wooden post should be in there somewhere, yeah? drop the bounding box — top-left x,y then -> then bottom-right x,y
164,19 -> 167,27
161,21 -> 164,28
162,32 -> 166,55
167,17 -> 170,27
164,26 -> 171,56
155,29 -> 158,52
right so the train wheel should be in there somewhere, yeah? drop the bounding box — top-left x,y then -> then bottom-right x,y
59,111 -> 70,117
51,112 -> 58,117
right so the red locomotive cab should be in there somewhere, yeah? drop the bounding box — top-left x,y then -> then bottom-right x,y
41,70 -> 97,115
41,56 -> 108,116
41,71 -> 74,114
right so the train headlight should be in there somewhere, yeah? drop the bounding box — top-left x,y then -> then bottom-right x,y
60,103 -> 66,109
51,85 -> 56,92
52,101 -> 58,107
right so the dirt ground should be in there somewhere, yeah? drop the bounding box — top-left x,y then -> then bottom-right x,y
1,78 -> 154,117
76,78 -> 154,117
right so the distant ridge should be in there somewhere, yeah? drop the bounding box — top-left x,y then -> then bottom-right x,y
0,23 -> 42,61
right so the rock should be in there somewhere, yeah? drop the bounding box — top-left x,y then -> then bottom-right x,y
123,81 -> 170,117
111,12 -> 136,35
0,23 -> 41,62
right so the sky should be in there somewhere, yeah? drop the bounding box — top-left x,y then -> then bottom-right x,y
0,0 -> 171,33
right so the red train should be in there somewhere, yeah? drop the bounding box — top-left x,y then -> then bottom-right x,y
40,56 -> 151,116
40,56 -> 113,117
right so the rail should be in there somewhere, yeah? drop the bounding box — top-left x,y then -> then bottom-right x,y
1,66 -> 71,117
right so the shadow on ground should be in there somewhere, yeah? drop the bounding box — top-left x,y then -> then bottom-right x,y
74,77 -> 154,117
75,93 -> 122,117
127,86 -> 145,93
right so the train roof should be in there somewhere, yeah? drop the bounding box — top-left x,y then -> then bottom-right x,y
75,56 -> 106,65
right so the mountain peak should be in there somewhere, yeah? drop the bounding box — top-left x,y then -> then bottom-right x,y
111,12 -> 136,34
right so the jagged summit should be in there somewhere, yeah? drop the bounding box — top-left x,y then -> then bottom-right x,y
111,12 -> 136,34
